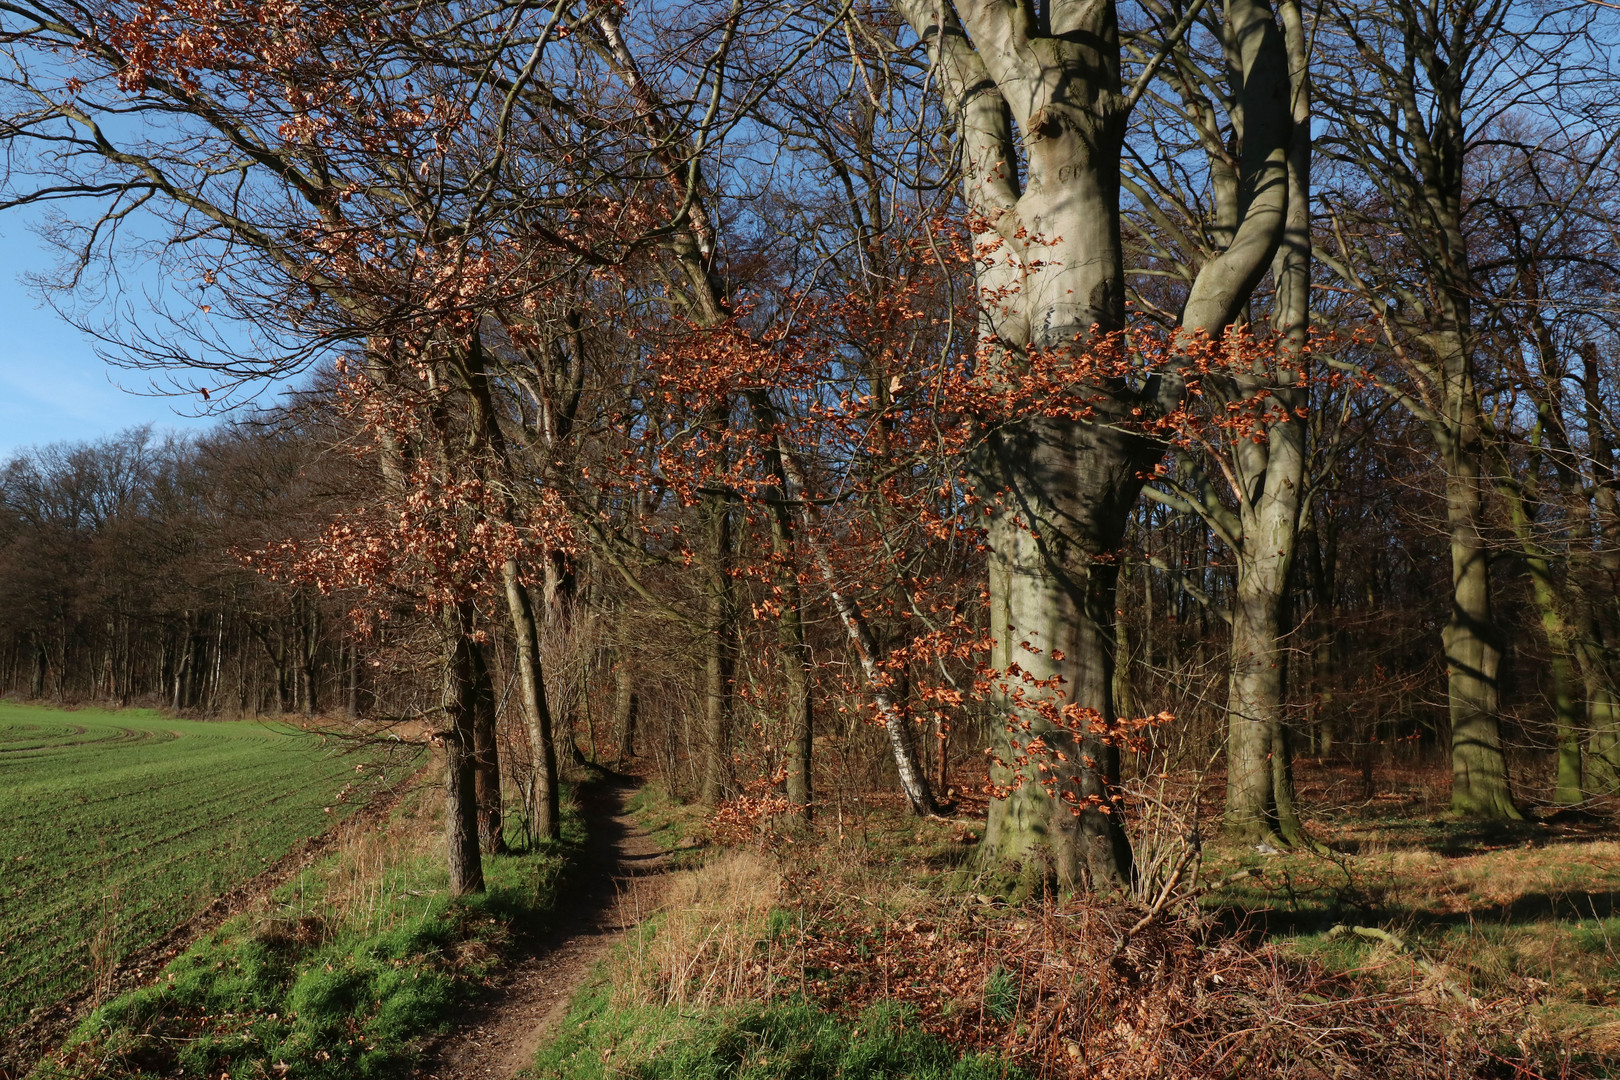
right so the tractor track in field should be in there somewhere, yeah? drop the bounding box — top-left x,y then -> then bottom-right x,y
2,773 -> 421,1080
412,781 -> 674,1080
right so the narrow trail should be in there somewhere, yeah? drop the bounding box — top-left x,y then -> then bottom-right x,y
415,781 -> 673,1080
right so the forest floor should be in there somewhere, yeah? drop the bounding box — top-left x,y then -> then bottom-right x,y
506,762 -> 1620,1079
412,781 -> 675,1080
1202,757 -> 1620,1051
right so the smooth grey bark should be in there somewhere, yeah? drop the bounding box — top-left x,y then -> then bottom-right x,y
1222,0 -> 1311,846
1441,388 -> 1519,818
459,339 -> 563,841
503,560 -> 561,841
896,0 -> 1293,889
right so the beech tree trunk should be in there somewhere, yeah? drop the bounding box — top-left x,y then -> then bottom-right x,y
1224,0 -> 1311,845
1441,402 -> 1520,819
776,571 -> 814,819
898,0 -> 1293,890
443,606 -> 486,896
503,559 -> 561,841
1314,0 -> 1521,820
699,487 -> 737,805
469,639 -> 507,853
754,396 -> 816,821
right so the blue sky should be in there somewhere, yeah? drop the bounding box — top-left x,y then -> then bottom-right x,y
0,218 -> 217,461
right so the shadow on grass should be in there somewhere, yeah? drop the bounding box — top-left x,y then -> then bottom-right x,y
1216,889 -> 1620,944
1323,807 -> 1619,858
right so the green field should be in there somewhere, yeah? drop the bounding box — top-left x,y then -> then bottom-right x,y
0,703 -> 412,1033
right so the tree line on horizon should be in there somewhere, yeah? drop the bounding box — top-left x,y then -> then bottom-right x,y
2,0 -> 1619,895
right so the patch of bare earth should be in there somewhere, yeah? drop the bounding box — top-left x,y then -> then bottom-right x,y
414,783 -> 672,1080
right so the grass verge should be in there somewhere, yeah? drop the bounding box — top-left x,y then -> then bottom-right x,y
622,783 -> 709,867
30,783 -> 586,1080
532,983 -> 1025,1080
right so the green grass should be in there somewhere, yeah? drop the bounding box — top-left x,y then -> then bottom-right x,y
623,783 -> 710,866
532,983 -> 1027,1080
36,826 -> 578,1080
0,702 -> 416,1031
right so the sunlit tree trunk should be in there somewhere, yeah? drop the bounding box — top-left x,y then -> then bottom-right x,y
1224,0 -> 1310,845
898,0 -> 1293,889
1440,378 -> 1519,819
1315,0 -> 1521,820
504,561 -> 561,841
460,340 -> 562,841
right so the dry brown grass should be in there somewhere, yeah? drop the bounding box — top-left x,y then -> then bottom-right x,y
618,849 -> 782,1009
254,777 -> 444,942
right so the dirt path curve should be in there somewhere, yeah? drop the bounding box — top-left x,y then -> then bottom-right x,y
415,781 -> 672,1080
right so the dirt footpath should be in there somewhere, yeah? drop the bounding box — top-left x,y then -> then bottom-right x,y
414,783 -> 673,1080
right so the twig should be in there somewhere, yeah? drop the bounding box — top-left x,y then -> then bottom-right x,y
1325,925 -> 1475,1005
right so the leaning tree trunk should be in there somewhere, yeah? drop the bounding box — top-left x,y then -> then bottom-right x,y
456,339 -> 562,841
758,408 -> 938,817
502,559 -> 561,841
442,605 -> 487,896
